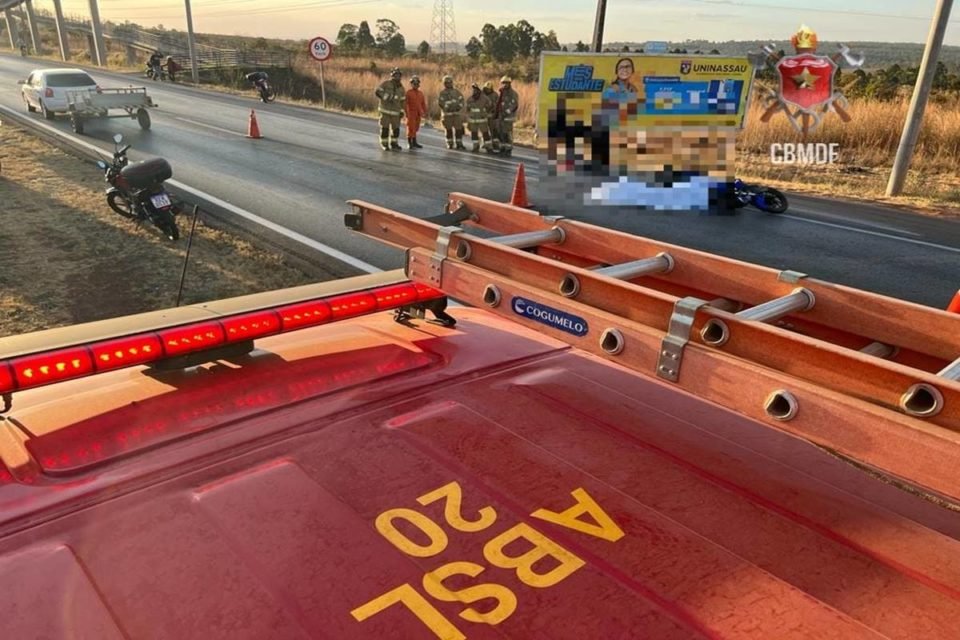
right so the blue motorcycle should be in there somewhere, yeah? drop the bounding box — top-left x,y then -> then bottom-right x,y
733,179 -> 788,213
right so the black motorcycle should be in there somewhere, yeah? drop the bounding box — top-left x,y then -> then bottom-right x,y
96,134 -> 180,240
145,62 -> 166,81
245,72 -> 275,103
733,178 -> 789,214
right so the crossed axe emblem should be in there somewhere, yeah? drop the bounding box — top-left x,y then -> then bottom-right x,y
757,43 -> 865,136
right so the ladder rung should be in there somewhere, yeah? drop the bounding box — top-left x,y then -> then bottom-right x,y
560,253 -> 674,297
595,253 -> 674,280
737,288 -> 815,323
861,341 -> 896,359
938,358 -> 960,381
491,227 -> 565,250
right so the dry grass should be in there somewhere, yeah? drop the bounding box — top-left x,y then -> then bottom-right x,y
0,122 -> 323,337
735,91 -> 960,209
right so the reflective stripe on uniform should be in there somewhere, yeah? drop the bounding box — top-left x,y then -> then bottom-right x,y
379,109 -> 403,116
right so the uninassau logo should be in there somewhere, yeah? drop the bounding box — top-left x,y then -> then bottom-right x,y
511,296 -> 589,337
685,63 -> 749,74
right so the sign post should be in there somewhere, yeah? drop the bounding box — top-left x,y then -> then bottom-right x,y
308,36 -> 333,108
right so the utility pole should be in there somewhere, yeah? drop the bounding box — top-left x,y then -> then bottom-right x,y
184,0 -> 199,84
52,0 -> 71,61
87,0 -> 106,66
592,0 -> 607,52
886,0 -> 954,196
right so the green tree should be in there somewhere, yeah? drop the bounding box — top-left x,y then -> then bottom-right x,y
541,30 -> 561,51
375,18 -> 405,57
491,25 -> 518,62
465,36 -> 482,59
513,19 -> 536,58
357,21 -> 376,52
574,40 -> 589,52
336,23 -> 358,52
418,40 -> 431,57
480,23 -> 498,57
709,48 -> 720,54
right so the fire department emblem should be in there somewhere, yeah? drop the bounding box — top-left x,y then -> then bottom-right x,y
776,54 -> 837,111
755,25 -> 864,135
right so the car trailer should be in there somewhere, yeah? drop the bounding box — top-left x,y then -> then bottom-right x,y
65,87 -> 156,135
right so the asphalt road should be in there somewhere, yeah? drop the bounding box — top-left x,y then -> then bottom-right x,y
2,53 -> 959,308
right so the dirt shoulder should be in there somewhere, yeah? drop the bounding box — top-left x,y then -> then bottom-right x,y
0,121 -> 333,338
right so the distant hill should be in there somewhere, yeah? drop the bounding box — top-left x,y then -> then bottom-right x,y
597,41 -> 960,70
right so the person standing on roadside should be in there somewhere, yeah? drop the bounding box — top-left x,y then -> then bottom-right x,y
404,75 -> 427,150
496,76 -> 520,156
465,83 -> 492,152
482,81 -> 500,153
438,75 -> 466,150
375,68 -> 405,150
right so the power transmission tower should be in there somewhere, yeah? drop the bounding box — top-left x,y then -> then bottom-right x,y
430,0 -> 457,56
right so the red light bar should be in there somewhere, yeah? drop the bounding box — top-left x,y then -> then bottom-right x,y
0,281 -> 445,395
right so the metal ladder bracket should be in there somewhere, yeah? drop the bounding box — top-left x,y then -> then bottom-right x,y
657,297 -> 709,382
778,270 -> 808,284
428,226 -> 464,287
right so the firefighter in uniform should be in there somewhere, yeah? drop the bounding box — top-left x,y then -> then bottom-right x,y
482,81 -> 500,153
496,76 -> 520,156
375,68 -> 405,150
404,75 -> 427,150
465,83 -> 492,152
438,75 -> 466,150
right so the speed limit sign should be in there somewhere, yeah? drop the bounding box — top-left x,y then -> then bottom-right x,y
309,37 -> 332,62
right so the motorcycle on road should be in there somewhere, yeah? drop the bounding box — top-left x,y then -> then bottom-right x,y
733,178 -> 789,214
96,134 -> 181,241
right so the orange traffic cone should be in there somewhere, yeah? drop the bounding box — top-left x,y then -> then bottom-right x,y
509,162 -> 531,208
246,109 -> 263,139
947,289 -> 960,313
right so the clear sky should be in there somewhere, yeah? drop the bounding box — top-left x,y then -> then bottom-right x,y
37,0 -> 960,46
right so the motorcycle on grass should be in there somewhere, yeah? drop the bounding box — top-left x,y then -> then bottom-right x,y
733,178 -> 789,214
245,71 -> 275,103
96,134 -> 180,241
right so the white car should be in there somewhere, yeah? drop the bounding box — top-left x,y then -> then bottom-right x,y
20,68 -> 99,120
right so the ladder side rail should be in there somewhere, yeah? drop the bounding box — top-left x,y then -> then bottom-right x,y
406,247 -> 960,503
449,193 -> 960,363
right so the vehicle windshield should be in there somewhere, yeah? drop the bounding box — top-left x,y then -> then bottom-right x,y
45,73 -> 96,87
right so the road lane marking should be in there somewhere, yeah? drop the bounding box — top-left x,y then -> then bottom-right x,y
0,104 -> 381,274
171,116 -> 246,137
781,214 -> 960,254
786,208 -> 922,236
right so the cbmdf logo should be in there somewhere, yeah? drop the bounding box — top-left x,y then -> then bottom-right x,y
680,60 -> 692,75
755,24 -> 864,135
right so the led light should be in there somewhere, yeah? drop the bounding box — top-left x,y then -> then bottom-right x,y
159,322 -> 226,357
414,282 -> 444,300
91,335 -> 163,371
222,310 -> 281,342
0,362 -> 14,394
12,347 -> 94,388
278,299 -> 332,330
374,283 -> 419,309
328,291 -> 377,319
